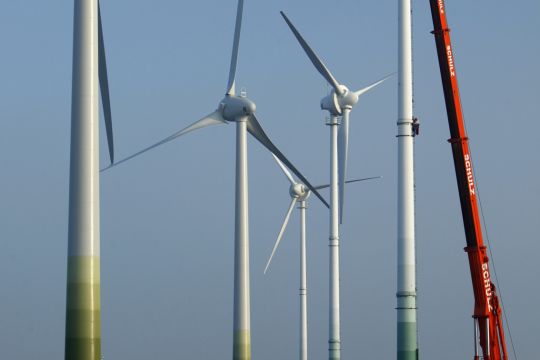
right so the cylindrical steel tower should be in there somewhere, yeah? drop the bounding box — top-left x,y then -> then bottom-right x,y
397,0 -> 418,358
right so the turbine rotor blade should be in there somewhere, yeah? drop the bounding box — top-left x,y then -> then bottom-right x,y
264,197 -> 297,274
246,114 -> 329,208
272,153 -> 296,186
338,109 -> 351,223
314,176 -> 381,190
101,111 -> 226,171
280,11 -> 342,95
98,2 -> 114,165
345,176 -> 382,185
226,0 -> 244,95
354,73 -> 395,98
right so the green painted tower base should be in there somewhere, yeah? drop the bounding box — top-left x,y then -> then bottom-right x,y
397,292 -> 418,360
397,318 -> 418,360
397,349 -> 419,360
233,330 -> 251,360
65,256 -> 101,360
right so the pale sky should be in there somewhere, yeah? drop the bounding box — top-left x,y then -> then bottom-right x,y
1,1 -> 538,359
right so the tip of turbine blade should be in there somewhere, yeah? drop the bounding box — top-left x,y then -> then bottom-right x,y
263,257 -> 274,275
100,164 -> 113,173
279,11 -> 292,24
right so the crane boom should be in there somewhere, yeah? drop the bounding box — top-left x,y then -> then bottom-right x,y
428,1 -> 508,359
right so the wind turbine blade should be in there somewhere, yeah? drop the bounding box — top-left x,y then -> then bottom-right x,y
345,176 -> 382,185
354,73 -> 395,98
338,109 -> 351,223
246,114 -> 329,208
98,2 -> 114,165
272,153 -> 296,186
226,0 -> 244,95
101,111 -> 226,171
314,176 -> 381,190
264,197 -> 297,274
280,11 -> 342,95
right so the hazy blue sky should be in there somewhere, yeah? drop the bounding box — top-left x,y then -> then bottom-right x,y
1,1 -> 538,359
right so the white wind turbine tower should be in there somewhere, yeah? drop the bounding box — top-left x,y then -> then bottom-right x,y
65,1 -> 114,359
397,0 -> 418,358
103,1 -> 328,358
280,12 -> 391,360
264,155 -> 380,360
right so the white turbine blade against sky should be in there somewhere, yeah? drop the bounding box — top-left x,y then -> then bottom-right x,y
314,176 -> 382,190
226,0 -> 244,95
97,2 -> 114,165
338,108 -> 350,223
272,153 -> 296,186
280,11 -> 342,94
101,111 -> 226,171
354,73 -> 394,98
338,75 -> 392,223
264,196 -> 297,274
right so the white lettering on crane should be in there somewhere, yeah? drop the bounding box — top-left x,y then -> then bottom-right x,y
446,45 -> 456,77
464,154 -> 476,196
438,0 -> 445,14
482,263 -> 494,312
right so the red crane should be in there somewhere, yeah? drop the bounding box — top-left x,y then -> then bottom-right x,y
428,1 -> 508,359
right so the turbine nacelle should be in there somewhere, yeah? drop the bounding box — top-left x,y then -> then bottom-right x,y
320,92 -> 341,115
220,94 -> 257,122
290,183 -> 310,201
320,85 -> 358,116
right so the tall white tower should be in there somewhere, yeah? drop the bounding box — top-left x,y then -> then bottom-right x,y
65,1 -> 113,358
65,0 -> 101,358
397,0 -> 418,359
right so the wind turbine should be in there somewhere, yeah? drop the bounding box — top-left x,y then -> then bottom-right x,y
103,1 -> 327,358
264,155 -> 380,360
280,11 -> 391,360
65,1 -> 114,360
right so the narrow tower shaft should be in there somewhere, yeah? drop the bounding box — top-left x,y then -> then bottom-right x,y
233,119 -> 251,360
328,115 -> 341,360
397,0 -> 418,359
65,0 -> 101,359
299,200 -> 308,360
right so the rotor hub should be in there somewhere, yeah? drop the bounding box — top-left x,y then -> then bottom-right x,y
337,87 -> 359,108
290,183 -> 310,201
